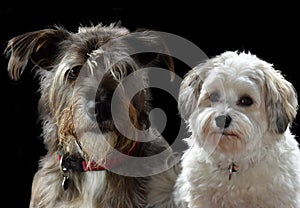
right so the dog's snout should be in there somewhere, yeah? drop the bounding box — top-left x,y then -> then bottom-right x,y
215,115 -> 232,129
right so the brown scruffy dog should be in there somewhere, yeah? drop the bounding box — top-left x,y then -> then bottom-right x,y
4,23 -> 176,208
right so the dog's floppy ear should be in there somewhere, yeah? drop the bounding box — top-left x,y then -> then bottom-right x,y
127,29 -> 175,78
178,64 -> 205,121
119,29 -> 175,125
4,27 -> 70,81
264,68 -> 298,134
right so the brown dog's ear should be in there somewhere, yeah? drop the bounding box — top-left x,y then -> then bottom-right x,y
4,27 -> 70,81
178,64 -> 204,121
109,29 -> 175,126
264,68 -> 298,134
122,29 -> 175,79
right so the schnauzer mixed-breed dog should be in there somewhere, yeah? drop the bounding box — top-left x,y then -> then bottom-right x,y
173,51 -> 300,207
4,23 -> 177,208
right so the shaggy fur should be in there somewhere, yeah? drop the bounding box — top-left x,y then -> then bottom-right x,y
4,23 -> 175,208
174,51 -> 300,207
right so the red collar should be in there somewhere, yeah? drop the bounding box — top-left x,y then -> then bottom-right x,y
58,141 -> 140,172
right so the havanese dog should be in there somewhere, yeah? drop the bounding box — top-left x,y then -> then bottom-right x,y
4,23 -> 176,208
174,51 -> 300,207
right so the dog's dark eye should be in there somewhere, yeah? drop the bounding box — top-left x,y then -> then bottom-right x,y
238,96 -> 253,106
67,66 -> 82,80
209,92 -> 220,102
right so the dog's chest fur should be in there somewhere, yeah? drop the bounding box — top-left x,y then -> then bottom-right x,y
77,172 -> 107,207
75,172 -> 147,207
175,136 -> 300,208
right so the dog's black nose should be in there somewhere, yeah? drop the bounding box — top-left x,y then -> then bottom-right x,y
95,102 -> 111,122
86,101 -> 111,122
215,115 -> 232,129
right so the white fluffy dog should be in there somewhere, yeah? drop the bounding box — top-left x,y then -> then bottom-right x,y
174,51 -> 300,207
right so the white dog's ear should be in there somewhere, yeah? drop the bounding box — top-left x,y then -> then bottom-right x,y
178,64 -> 205,120
264,68 -> 298,134
4,27 -> 70,81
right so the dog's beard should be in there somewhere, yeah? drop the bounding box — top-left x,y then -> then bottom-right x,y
189,108 -> 262,158
79,131 -> 115,164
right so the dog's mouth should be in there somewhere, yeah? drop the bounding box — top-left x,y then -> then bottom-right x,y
220,131 -> 238,137
206,131 -> 245,155
210,130 -> 239,138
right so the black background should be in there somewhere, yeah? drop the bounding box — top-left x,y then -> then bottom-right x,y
1,8 -> 299,207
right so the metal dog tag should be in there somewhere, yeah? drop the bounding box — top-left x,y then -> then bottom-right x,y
228,162 -> 238,180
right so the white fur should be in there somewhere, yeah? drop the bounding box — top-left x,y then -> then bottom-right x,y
81,172 -> 107,207
175,51 -> 300,207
